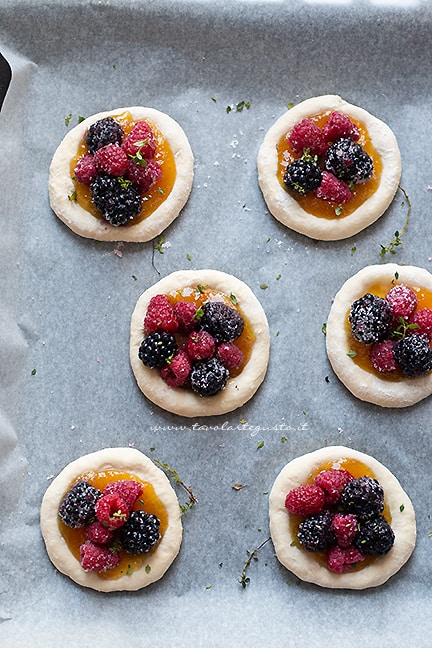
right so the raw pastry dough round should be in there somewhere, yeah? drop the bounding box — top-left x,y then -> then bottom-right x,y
130,269 -> 270,417
326,263 -> 432,407
40,447 -> 183,592
257,95 -> 401,241
49,107 -> 194,242
269,445 -> 416,589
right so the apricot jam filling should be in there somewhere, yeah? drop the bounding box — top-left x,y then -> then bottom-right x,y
70,111 -> 176,224
58,469 -> 168,580
277,111 -> 382,219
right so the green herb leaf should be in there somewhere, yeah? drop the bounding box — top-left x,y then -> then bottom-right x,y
335,206 -> 343,216
229,293 -> 238,305
239,537 -> 271,589
400,504 -> 405,512
379,185 -> 411,257
68,191 -> 77,201
186,253 -> 192,261
145,565 -> 151,573
347,350 -> 357,358
256,440 -> 264,450
287,102 -> 295,110
153,459 -> 198,515
281,436 -> 288,443
322,323 -> 327,335
31,368 -> 36,376
65,113 -> 72,126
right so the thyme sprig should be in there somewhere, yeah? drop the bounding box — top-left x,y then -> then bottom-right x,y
153,459 -> 198,515
379,185 -> 411,257
239,536 -> 271,588
151,234 -> 165,274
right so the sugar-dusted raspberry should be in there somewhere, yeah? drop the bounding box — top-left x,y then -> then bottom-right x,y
327,545 -> 365,573
285,484 -> 326,516
173,300 -> 199,334
122,121 -> 157,159
95,493 -> 129,530
314,170 -> 353,204
103,480 -> 143,510
74,153 -> 97,185
160,349 -> 192,388
322,111 -> 360,143
332,513 -> 358,548
314,469 -> 354,505
288,119 -> 327,156
409,308 -> 432,341
386,284 -> 418,319
369,339 -> 398,373
217,342 -> 244,371
80,540 -> 120,572
94,143 -> 129,176
86,520 -> 114,545
144,294 -> 179,335
187,330 -> 216,361
126,159 -> 162,191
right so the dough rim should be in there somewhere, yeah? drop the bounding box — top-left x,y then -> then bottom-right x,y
40,447 -> 183,592
269,445 -> 416,590
257,95 -> 401,241
326,263 -> 432,407
130,269 -> 270,417
49,107 -> 194,242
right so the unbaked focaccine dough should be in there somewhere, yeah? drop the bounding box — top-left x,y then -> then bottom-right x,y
269,445 -> 416,590
49,107 -> 194,242
257,95 -> 401,241
40,447 -> 183,592
130,269 -> 270,417
326,263 -> 432,407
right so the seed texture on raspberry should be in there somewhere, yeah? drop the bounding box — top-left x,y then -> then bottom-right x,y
327,545 -> 365,573
74,154 -> 97,185
80,540 -> 120,572
217,342 -> 244,371
314,170 -> 353,204
126,159 -> 162,191
285,484 -> 326,516
138,331 -> 178,369
349,293 -> 392,344
288,118 -> 327,156
103,480 -> 143,510
200,301 -> 244,342
314,469 -> 354,505
144,294 -> 179,334
160,349 -> 192,388
86,520 -> 114,545
173,300 -> 199,333
122,121 -> 156,159
58,481 -> 101,528
186,330 -> 216,361
325,138 -> 373,184
120,510 -> 161,554
409,308 -> 432,341
190,357 -> 229,396
94,143 -> 129,177
283,159 -> 322,195
354,516 -> 395,556
322,111 -> 360,143
95,493 -> 129,529
386,284 -> 418,319
393,334 -> 432,377
340,476 -> 384,519
332,513 -> 358,548
86,117 -> 124,154
297,510 -> 335,552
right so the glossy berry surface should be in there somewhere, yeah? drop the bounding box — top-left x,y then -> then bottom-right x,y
297,510 -> 335,552
354,516 -> 395,556
190,357 -> 229,396
349,293 -> 392,345
340,476 -> 384,519
86,117 -> 124,154
199,301 -> 244,342
393,333 -> 432,377
90,174 -> 141,226
138,331 -> 178,369
283,158 -> 322,195
58,481 -> 101,528
120,511 -> 161,554
314,170 -> 353,204
325,137 -> 373,184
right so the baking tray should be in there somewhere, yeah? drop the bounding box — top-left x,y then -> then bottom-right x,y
1,1 -> 431,646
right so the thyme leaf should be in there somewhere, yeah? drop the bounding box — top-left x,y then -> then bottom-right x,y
379,185 -> 411,257
239,537 -> 271,589
153,459 -> 198,515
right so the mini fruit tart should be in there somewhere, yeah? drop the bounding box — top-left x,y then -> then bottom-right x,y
40,448 -> 183,591
49,107 -> 194,242
130,269 -> 270,417
257,95 -> 401,241
326,263 -> 432,407
269,445 -> 416,589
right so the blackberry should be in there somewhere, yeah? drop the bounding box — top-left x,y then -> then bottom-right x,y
58,480 -> 101,528
90,174 -> 142,226
283,159 -> 322,195
349,293 -> 392,344
138,331 -> 177,369
340,476 -> 384,519
393,334 -> 432,377
354,516 -> 395,556
190,357 -> 229,396
120,511 -> 160,554
297,510 -> 335,552
199,302 -> 244,343
86,117 -> 124,154
325,138 -> 373,184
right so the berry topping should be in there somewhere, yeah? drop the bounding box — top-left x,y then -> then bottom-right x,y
332,513 -> 358,548
94,143 -> 129,177
74,154 -> 97,185
322,111 -> 360,143
58,481 -> 101,528
369,339 -> 398,373
288,118 -> 328,156
285,484 -> 326,516
340,476 -> 384,519
354,516 -> 395,556
190,357 -> 229,396
325,138 -> 373,184
393,334 -> 432,377
103,480 -> 143,510
186,330 -> 216,361
386,284 -> 418,319
199,301 -> 244,342
138,331 -> 178,369
349,293 -> 392,344
217,342 -> 244,371
144,294 -> 179,335
314,170 -> 353,204
327,545 -> 365,573
409,308 -> 432,341
80,540 -> 120,572
86,117 -> 124,154
297,510 -> 335,552
95,493 -> 129,530
160,348 -> 192,388
173,300 -> 199,333
122,121 -> 156,159
120,510 -> 161,554
314,469 -> 354,505
283,158 -> 322,195
90,174 -> 142,226
126,159 -> 162,191
86,520 -> 114,545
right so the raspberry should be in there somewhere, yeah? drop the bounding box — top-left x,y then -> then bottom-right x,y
349,293 -> 392,345
325,138 -> 373,184
322,111 -> 360,143
74,153 -> 97,185
95,493 -> 129,530
173,300 -> 199,333
314,469 -> 354,505
186,330 -> 216,361
94,143 -> 129,176
160,349 -> 192,387
332,513 -> 358,548
144,294 -> 179,334
58,481 -> 101,528
386,284 -> 418,319
354,516 -> 395,556
340,476 -> 384,519
122,121 -> 156,159
288,119 -> 327,156
297,510 -> 335,552
80,540 -> 120,572
409,308 -> 432,341
86,117 -> 124,154
90,174 -> 142,226
200,301 -> 244,342
120,511 -> 160,554
190,357 -> 229,396
86,520 -> 114,545
103,480 -> 143,510
285,484 -> 326,516
126,159 -> 162,191
369,339 -> 398,373
314,170 -> 353,204
217,342 -> 244,371
283,159 -> 322,195
327,545 -> 365,573
393,333 -> 432,377
138,331 -> 178,369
